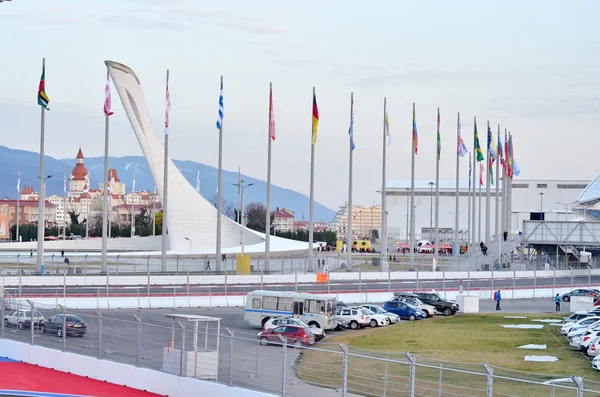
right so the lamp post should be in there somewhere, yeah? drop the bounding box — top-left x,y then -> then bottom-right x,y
184,237 -> 192,259
557,201 -> 576,222
539,192 -> 545,216
233,180 -> 254,256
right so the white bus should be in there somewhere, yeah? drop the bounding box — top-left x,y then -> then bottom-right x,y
244,290 -> 337,330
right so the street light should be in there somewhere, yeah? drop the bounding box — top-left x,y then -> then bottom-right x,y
184,237 -> 192,259
233,180 -> 254,256
539,192 -> 545,215
557,201 -> 576,222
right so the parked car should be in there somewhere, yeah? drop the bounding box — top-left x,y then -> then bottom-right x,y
561,289 -> 600,302
360,304 -> 400,324
560,317 -> 600,335
563,311 -> 597,324
41,314 -> 87,337
3,309 -> 45,330
336,307 -> 370,330
257,325 -> 314,348
392,293 -> 437,317
578,333 -> 600,353
383,300 -> 425,321
567,320 -> 600,339
588,339 -> 600,357
412,292 -> 459,316
263,316 -> 325,341
592,355 -> 600,371
354,307 -> 389,327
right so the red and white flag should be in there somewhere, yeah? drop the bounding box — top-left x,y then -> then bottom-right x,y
164,82 -> 171,135
479,162 -> 484,186
104,77 -> 114,116
268,85 -> 276,141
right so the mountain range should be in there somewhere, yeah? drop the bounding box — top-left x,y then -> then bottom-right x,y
0,146 -> 336,222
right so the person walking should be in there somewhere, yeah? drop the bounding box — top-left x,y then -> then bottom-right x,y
495,290 -> 502,310
555,294 -> 561,311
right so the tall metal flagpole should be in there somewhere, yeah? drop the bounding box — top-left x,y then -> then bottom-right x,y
501,129 -> 506,239
85,177 -> 89,238
63,173 -> 67,238
467,152 -> 472,249
161,70 -> 170,272
152,185 -> 156,236
265,82 -> 275,271
216,76 -> 224,271
381,98 -> 389,271
101,66 -> 112,273
495,125 -> 500,242
485,120 -> 491,245
16,172 -> 20,242
130,167 -> 136,237
454,112 -> 460,262
36,58 -> 47,273
478,162 -> 482,244
434,107 -> 440,264
471,117 -> 477,247
409,102 -> 416,267
346,93 -> 354,273
308,87 -> 318,271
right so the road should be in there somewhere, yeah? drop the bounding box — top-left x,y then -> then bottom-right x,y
0,298 -> 571,397
4,275 -> 599,298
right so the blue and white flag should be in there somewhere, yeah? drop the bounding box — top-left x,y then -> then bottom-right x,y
348,96 -> 355,151
457,118 -> 467,157
216,79 -> 224,130
16,172 -> 20,193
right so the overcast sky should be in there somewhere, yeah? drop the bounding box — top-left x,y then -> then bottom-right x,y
1,0 -> 599,209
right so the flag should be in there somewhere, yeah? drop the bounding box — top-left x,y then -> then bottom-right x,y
63,174 -> 67,194
38,63 -> 50,110
487,124 -> 497,161
468,152 -> 472,189
509,134 -> 521,177
195,169 -> 200,193
436,108 -> 441,160
216,79 -> 223,131
165,80 -> 171,135
474,119 -> 484,162
498,128 -> 504,171
479,162 -> 484,186
16,172 -> 20,193
385,103 -> 391,147
104,77 -> 114,116
348,95 -> 355,151
269,85 -> 276,141
311,91 -> 319,145
457,116 -> 467,157
412,104 -> 418,154
505,131 -> 510,176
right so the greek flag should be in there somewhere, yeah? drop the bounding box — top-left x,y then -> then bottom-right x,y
216,79 -> 224,130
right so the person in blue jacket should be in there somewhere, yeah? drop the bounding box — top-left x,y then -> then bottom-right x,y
555,294 -> 561,311
495,290 -> 501,310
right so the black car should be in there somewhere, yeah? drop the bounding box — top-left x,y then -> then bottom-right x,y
41,314 -> 87,337
412,292 -> 459,316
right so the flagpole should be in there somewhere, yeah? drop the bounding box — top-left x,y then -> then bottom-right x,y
485,120 -> 491,246
16,173 -> 20,242
346,92 -> 354,273
131,167 -> 135,237
161,70 -> 170,272
152,185 -> 156,236
381,98 -> 389,271
454,112 -> 460,264
36,57 -> 47,273
508,134 -> 513,236
101,67 -> 110,273
308,87 -> 316,271
478,163 -> 482,244
501,129 -> 507,239
215,75 -> 224,271
265,82 -> 273,272
495,125 -> 500,251
471,117 -> 477,248
434,107 -> 440,265
409,102 -> 416,267
467,152 -> 472,250
63,173 -> 67,240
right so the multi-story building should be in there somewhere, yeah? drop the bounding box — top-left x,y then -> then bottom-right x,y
0,199 -> 57,236
271,207 -> 294,233
331,204 -> 382,241
293,220 -> 329,232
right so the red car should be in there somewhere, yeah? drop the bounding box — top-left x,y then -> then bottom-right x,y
257,325 -> 315,348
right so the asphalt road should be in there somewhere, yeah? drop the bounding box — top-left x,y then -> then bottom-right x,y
0,298 -> 572,397
5,275 -> 599,298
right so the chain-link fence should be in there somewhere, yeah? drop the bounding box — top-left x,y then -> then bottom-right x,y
1,299 -> 599,397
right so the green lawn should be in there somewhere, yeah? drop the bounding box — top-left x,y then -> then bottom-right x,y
296,314 -> 597,396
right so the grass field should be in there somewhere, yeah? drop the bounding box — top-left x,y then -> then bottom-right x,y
296,314 -> 599,396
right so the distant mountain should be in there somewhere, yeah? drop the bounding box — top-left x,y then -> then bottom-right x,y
0,146 -> 335,222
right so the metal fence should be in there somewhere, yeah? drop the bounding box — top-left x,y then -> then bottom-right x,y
1,300 -> 599,397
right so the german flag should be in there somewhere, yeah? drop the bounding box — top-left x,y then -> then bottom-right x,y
38,63 -> 49,110
311,89 -> 319,145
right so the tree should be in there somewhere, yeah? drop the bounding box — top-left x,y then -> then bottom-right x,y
244,202 -> 274,233
155,211 -> 163,234
210,195 -> 238,220
274,229 -> 337,247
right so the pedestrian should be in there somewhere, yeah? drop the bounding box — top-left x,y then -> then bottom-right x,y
30,249 -> 33,257
206,260 -> 210,271
480,241 -> 484,251
495,290 -> 502,310
61,249 -> 65,258
555,294 -> 561,311
493,290 -> 497,301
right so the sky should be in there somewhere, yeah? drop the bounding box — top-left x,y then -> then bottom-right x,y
1,0 -> 599,210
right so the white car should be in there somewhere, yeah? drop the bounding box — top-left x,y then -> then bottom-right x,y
356,307 -> 389,327
560,316 -> 600,335
580,334 -> 600,353
592,355 -> 600,371
3,309 -> 45,330
336,307 -> 370,330
361,304 -> 400,324
567,321 -> 600,339
563,311 -> 595,324
263,316 -> 325,341
588,339 -> 600,357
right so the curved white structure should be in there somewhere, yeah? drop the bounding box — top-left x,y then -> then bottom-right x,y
103,60 -> 308,254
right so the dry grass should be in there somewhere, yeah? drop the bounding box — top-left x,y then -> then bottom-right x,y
296,314 -> 598,396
